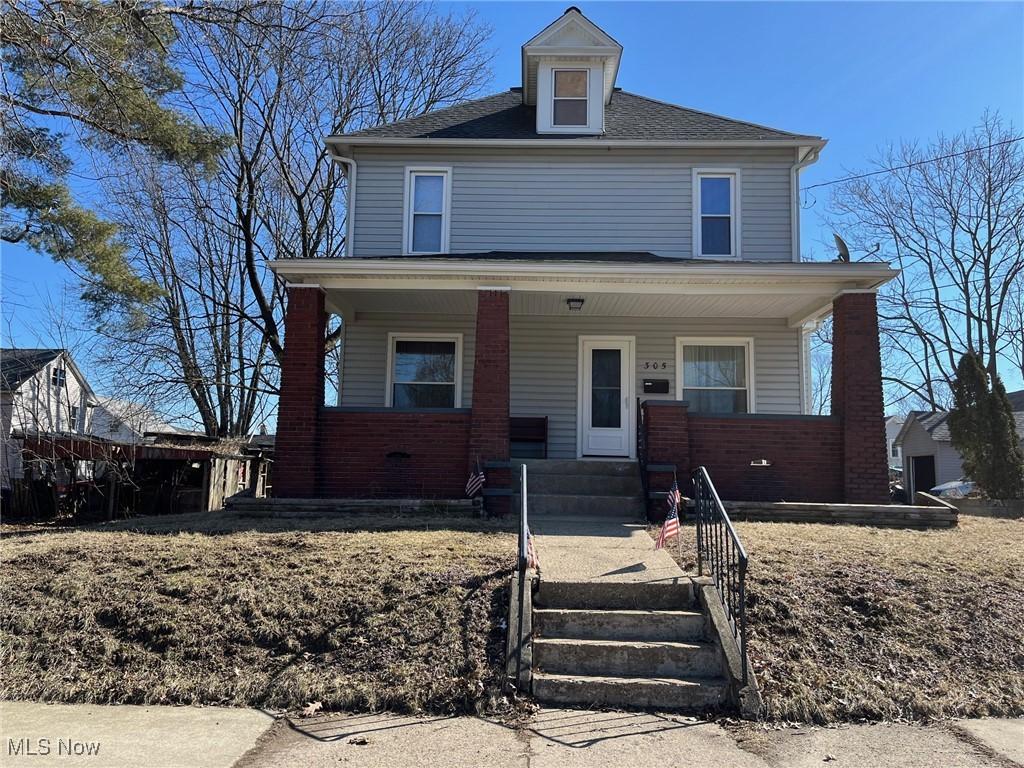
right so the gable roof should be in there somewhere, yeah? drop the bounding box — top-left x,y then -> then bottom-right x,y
896,390 -> 1024,445
1,349 -> 62,393
331,89 -> 822,144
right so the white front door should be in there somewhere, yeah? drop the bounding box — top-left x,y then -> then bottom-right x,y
578,337 -> 634,458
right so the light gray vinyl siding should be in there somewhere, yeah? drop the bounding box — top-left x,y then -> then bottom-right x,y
340,313 -> 802,459
352,147 -> 796,261
340,314 -> 476,408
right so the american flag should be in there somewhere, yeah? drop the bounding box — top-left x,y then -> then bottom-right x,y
655,481 -> 681,550
465,464 -> 485,497
526,527 -> 540,570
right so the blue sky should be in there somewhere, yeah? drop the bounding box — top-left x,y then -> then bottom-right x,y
3,1 -> 1022,390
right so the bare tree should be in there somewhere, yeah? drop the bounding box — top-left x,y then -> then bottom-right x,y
829,112 -> 1024,410
96,1 -> 492,437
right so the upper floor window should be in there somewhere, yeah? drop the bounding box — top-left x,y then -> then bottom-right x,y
676,337 -> 753,414
694,170 -> 740,259
69,405 -> 80,431
553,69 -> 588,127
51,366 -> 66,388
404,168 -> 450,254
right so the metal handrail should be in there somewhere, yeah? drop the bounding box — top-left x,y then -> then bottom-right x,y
512,463 -> 529,689
692,465 -> 749,684
636,398 -> 649,503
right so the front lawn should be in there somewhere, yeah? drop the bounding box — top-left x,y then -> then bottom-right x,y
0,512 -> 516,714
659,516 -> 1024,723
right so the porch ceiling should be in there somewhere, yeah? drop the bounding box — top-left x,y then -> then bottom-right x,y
271,258 -> 898,327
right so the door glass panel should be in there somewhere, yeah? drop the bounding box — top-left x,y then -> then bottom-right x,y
591,348 -> 621,428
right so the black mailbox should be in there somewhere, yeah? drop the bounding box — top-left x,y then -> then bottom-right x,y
643,379 -> 670,394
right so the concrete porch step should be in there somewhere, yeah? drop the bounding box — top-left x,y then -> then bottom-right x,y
522,493 -> 645,517
525,473 -> 642,496
534,607 -> 705,642
518,459 -> 638,477
535,637 -> 720,678
532,672 -> 729,711
536,580 -> 697,611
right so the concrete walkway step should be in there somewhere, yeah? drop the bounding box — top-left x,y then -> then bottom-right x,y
532,672 -> 729,711
535,637 -> 720,678
536,580 -> 697,610
526,473 -> 642,496
525,493 -> 645,517
534,607 -> 705,642
518,459 -> 638,476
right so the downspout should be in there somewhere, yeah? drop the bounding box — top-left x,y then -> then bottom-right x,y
328,144 -> 358,258
790,145 -> 822,263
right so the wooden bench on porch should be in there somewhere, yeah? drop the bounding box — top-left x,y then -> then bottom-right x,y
510,416 -> 548,459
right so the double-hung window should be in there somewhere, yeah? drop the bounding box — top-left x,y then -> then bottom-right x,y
676,338 -> 753,414
405,169 -> 450,254
694,170 -> 739,258
68,405 -> 80,432
386,334 -> 462,409
552,69 -> 588,127
51,366 -> 66,388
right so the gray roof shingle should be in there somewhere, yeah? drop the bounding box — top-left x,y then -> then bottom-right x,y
1,348 -> 62,393
335,89 -> 820,143
908,390 -> 1024,442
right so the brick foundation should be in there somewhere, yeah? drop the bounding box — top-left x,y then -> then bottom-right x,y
832,292 -> 890,503
318,409 -> 471,497
274,286 -> 326,498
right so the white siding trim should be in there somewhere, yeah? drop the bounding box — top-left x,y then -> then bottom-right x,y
692,168 -> 742,260
675,336 -> 756,413
385,332 -> 464,407
401,166 -> 452,255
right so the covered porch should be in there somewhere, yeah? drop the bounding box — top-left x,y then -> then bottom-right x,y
269,256 -> 896,507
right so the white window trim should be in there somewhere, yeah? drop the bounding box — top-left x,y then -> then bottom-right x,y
552,67 -> 589,128
385,332 -> 463,408
692,168 -> 742,260
402,167 -> 452,256
675,336 -> 756,413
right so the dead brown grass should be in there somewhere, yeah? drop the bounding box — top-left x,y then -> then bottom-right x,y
660,516 -> 1024,723
0,511 -> 516,714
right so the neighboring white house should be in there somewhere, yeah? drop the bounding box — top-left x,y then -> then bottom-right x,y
90,397 -> 178,444
1,348 -> 97,487
895,390 -> 1024,496
884,415 -> 904,469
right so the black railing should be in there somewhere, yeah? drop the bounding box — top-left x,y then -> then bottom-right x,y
636,398 -> 649,500
510,463 -> 530,690
692,465 -> 749,684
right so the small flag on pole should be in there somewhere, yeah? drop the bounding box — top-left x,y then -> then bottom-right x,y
655,480 -> 681,550
465,462 -> 485,498
526,527 -> 540,570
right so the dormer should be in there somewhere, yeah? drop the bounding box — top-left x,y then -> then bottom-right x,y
521,7 -> 623,135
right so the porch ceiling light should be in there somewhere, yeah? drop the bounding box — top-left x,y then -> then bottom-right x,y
566,296 -> 585,312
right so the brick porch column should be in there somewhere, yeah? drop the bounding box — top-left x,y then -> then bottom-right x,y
469,290 -> 511,511
274,285 -> 326,498
832,291 -> 889,503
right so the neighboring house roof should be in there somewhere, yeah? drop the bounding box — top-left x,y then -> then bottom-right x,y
895,390 -> 1024,446
93,397 -> 178,436
333,89 -> 821,144
0,348 -> 96,401
1,348 -> 62,392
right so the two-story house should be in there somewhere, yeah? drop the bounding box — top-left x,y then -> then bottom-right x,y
269,7 -> 896,506
1,348 -> 96,489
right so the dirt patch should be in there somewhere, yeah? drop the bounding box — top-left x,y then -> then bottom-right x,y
657,516 -> 1024,723
0,511 -> 517,714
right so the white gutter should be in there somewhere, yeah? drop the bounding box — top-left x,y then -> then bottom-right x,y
791,144 -> 823,262
326,136 -> 827,151
327,147 -> 358,258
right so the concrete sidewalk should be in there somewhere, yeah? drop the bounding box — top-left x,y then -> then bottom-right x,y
0,702 -> 274,768
235,709 -> 1024,768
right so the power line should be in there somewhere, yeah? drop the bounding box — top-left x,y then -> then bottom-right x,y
803,136 -> 1024,191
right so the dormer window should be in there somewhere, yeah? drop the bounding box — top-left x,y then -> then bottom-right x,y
553,69 -> 588,127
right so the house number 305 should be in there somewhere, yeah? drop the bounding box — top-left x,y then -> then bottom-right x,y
641,362 -> 669,370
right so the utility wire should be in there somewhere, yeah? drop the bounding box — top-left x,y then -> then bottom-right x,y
803,135 -> 1024,191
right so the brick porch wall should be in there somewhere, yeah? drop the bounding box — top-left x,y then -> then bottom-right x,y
319,409 -> 471,497
273,286 -> 326,498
